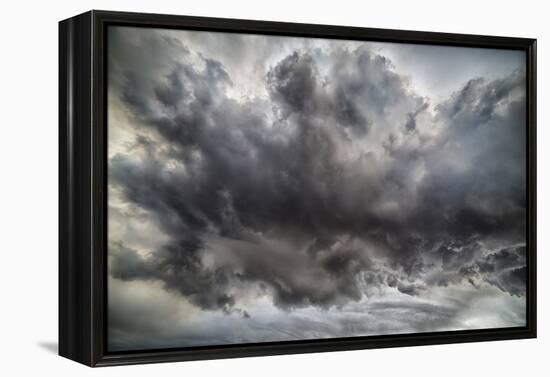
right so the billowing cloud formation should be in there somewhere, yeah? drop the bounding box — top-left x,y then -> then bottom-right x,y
107,27 -> 527,350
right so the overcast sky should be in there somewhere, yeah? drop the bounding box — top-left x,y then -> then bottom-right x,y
107,26 -> 527,351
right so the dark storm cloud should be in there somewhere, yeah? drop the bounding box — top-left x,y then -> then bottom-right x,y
110,241 -> 237,311
476,246 -> 527,296
266,47 -> 423,136
396,282 -> 424,296
267,52 -> 320,116
108,29 -> 527,315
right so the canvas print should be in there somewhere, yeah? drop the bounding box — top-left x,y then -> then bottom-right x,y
107,26 -> 527,351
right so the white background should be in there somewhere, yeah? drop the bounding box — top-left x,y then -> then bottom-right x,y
0,0 -> 546,375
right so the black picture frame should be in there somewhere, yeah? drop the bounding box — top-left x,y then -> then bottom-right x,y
59,10 -> 537,367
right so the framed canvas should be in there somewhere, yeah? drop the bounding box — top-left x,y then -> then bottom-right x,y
59,10 -> 537,367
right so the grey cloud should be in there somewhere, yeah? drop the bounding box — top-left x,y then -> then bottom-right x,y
476,246 -> 527,296
108,28 -> 527,324
110,241 -> 237,312
396,282 -> 424,296
267,51 -> 320,116
404,101 -> 429,132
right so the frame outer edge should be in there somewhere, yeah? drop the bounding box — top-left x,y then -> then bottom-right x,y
58,16 -> 70,361
528,39 -> 537,338
58,11 -> 95,367
90,9 -> 108,367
